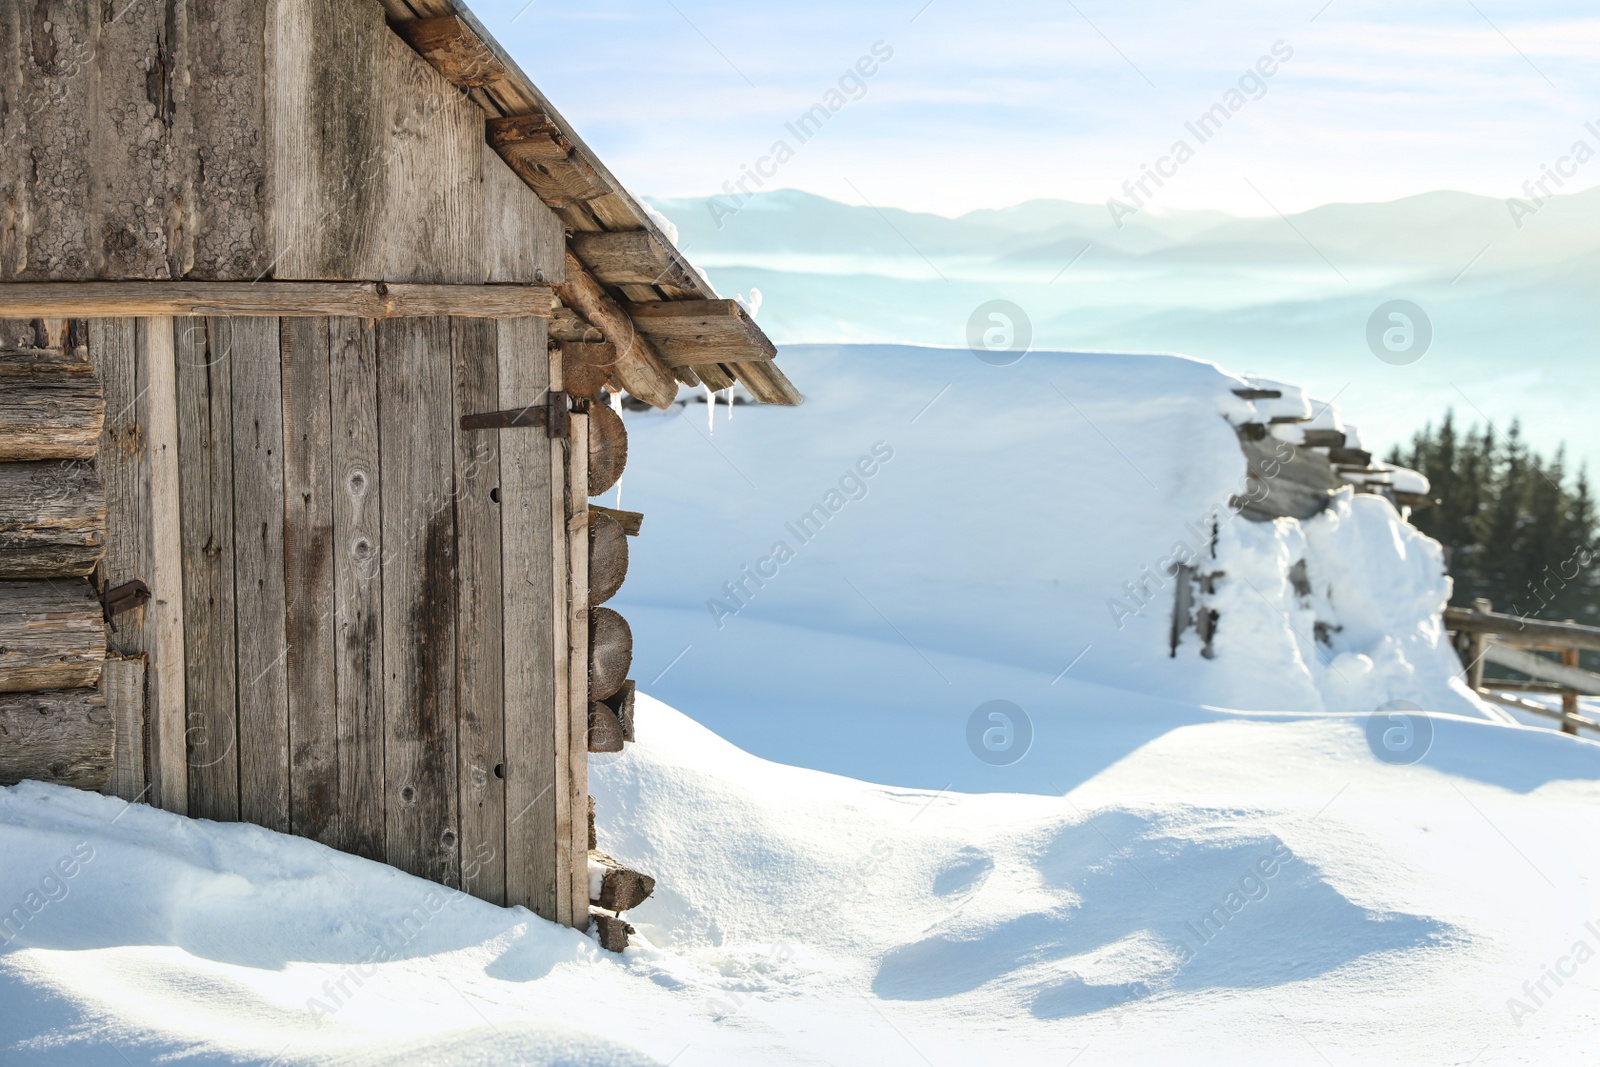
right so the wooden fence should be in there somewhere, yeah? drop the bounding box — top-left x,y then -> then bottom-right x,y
1446,598 -> 1600,736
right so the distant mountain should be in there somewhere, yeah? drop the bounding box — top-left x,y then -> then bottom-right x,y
645,187 -> 1600,476
651,186 -> 1600,271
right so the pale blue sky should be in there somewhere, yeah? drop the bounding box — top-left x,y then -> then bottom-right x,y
474,0 -> 1600,216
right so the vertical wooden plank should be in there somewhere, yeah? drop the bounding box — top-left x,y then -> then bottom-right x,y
228,316 -> 289,831
4,1 -> 98,279
329,316 -> 385,859
564,407 -> 592,927
452,316 -> 506,904
481,143 -> 563,284
268,0 -> 387,280
94,0 -> 185,278
101,654 -> 147,802
282,316 -> 338,842
186,0 -> 271,280
377,316 -> 459,887
380,32 -> 484,284
90,319 -> 141,631
548,361 -> 573,926
89,319 -> 146,764
91,317 -> 187,813
176,315 -> 239,821
0,6 -> 29,278
500,315 -> 559,919
142,316 -> 188,815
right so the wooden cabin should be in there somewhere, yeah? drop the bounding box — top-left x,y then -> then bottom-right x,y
0,0 -> 796,948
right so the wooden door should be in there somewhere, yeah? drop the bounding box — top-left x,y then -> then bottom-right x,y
87,312 -> 585,925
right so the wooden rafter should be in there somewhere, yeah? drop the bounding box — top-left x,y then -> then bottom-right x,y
555,253 -> 678,409
628,299 -> 777,368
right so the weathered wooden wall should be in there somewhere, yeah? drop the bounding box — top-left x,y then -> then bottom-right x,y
0,0 -> 562,286
0,0 -> 659,935
160,311 -> 580,919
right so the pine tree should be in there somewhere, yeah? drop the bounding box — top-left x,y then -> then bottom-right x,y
1397,412 -> 1599,621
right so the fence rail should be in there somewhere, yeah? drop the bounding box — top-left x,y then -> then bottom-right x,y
1445,599 -> 1600,737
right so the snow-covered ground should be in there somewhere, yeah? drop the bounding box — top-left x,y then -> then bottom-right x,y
4,698 -> 1599,1064
4,345 -> 1598,1064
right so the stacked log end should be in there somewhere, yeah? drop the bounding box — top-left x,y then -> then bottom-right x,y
565,368 -> 655,952
585,845 -> 656,953
589,908 -> 635,953
588,606 -> 633,706
0,326 -> 115,794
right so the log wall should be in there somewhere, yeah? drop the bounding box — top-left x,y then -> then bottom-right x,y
0,320 -> 132,797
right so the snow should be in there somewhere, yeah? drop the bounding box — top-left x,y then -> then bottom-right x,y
638,200 -> 679,247
1236,376 -> 1311,423
5,698 -> 1600,1064
733,288 -> 762,320
611,345 -> 1493,791
2,343 -> 1594,1064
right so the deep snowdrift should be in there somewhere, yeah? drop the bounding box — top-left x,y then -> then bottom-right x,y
4,696 -> 1599,1065
609,343 -> 1493,791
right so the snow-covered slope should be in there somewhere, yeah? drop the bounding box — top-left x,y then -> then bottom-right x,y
5,696 -> 1599,1064
5,344 -> 1591,1065
609,343 -> 1492,792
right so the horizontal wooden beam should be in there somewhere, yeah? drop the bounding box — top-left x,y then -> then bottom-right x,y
1482,641 -> 1600,695
627,299 -> 778,367
391,15 -> 503,88
550,307 -> 603,343
589,906 -> 634,952
587,701 -> 625,753
1476,687 -> 1600,733
570,231 -> 699,290
488,114 -> 610,206
588,850 -> 655,912
589,606 -> 632,701
590,505 -> 642,537
0,282 -> 553,320
1299,429 -> 1347,448
1444,607 -> 1600,653
557,340 -> 617,400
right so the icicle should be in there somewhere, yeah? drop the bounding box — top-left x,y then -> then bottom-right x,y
704,384 -> 714,434
723,387 -> 733,423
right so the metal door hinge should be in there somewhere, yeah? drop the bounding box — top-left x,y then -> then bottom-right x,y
460,390 -> 572,438
101,579 -> 151,626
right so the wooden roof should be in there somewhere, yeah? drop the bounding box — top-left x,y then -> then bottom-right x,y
383,2 -> 800,408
